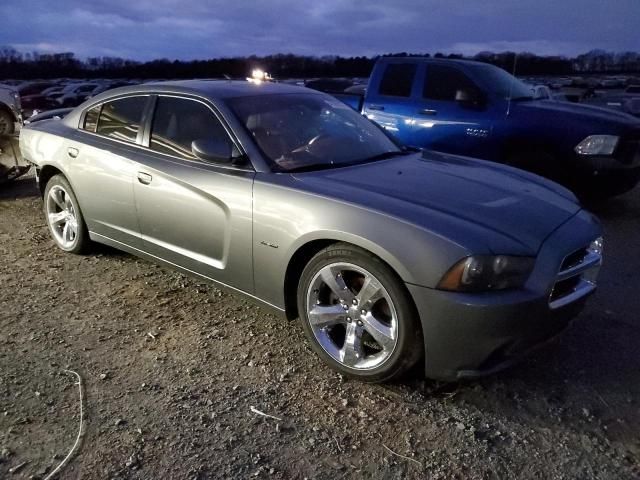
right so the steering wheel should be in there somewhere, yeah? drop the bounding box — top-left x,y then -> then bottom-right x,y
292,133 -> 331,154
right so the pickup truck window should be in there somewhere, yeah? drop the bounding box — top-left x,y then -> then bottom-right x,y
150,96 -> 232,161
82,105 -> 101,132
96,96 -> 148,144
379,64 -> 416,97
423,65 -> 481,102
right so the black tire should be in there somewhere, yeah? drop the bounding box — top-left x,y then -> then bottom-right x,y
297,243 -> 423,383
0,109 -> 15,136
43,174 -> 90,254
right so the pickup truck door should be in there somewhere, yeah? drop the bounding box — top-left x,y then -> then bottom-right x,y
132,95 -> 254,293
409,64 -> 493,158
362,62 -> 419,146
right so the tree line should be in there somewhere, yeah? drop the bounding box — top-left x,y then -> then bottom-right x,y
0,47 -> 639,80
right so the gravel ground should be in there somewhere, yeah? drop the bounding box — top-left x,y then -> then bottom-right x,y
1,176 -> 639,479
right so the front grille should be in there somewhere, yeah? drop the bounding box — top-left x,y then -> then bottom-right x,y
549,244 -> 601,310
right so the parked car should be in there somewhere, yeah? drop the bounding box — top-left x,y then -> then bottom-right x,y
305,78 -> 356,94
0,83 -> 22,135
530,85 -> 553,100
20,80 -> 603,382
18,81 -> 59,117
51,82 -> 101,108
334,57 -> 640,198
625,85 -> 640,96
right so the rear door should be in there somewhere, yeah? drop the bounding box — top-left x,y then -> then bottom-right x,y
70,94 -> 152,248
411,64 -> 493,157
363,62 -> 419,145
132,95 -> 255,292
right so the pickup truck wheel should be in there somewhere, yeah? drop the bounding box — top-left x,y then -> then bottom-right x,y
298,243 -> 422,383
44,175 -> 90,254
0,109 -> 15,136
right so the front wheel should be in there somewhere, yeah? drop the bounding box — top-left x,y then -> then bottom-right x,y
43,174 -> 90,254
297,243 -> 423,383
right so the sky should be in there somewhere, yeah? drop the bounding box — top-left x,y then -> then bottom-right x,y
1,0 -> 639,61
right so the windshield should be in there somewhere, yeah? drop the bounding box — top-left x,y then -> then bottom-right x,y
226,93 -> 401,171
469,63 -> 535,100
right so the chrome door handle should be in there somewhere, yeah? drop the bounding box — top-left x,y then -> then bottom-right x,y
368,104 -> 385,111
418,109 -> 437,115
137,172 -> 152,185
68,147 -> 79,158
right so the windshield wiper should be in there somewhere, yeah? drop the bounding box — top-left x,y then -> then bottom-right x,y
284,150 -> 411,173
283,162 -> 340,173
356,150 -> 413,163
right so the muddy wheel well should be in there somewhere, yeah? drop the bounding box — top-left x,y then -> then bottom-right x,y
283,239 -> 338,320
38,165 -> 63,196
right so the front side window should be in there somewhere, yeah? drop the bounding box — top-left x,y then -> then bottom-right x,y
227,93 -> 401,172
423,65 -> 481,101
379,63 -> 417,97
96,96 -> 147,143
150,96 -> 232,161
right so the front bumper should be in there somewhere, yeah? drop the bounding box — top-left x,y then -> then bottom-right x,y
408,209 -> 602,381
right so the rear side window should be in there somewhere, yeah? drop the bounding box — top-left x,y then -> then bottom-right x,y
379,63 -> 417,97
82,105 -> 101,132
96,96 -> 147,143
423,65 -> 480,101
150,96 -> 231,161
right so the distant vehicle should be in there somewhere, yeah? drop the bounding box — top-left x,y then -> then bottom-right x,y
85,81 -> 136,99
20,80 -> 603,382
305,78 -> 355,94
18,81 -> 60,116
531,85 -> 553,100
51,83 -> 101,108
333,57 -> 640,198
344,84 -> 367,96
0,83 -> 21,135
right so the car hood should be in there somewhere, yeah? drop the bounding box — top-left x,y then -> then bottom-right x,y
515,99 -> 640,127
293,151 -> 581,253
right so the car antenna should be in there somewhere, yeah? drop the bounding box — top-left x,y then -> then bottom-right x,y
506,53 -> 518,117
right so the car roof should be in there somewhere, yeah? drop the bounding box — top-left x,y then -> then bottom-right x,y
97,80 -> 312,101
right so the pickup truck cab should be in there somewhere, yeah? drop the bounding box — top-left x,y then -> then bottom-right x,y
337,57 -> 640,198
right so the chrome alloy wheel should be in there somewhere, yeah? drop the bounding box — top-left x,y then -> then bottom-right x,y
46,185 -> 79,249
306,262 -> 398,370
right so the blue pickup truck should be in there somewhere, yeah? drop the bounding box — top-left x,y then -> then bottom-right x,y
335,57 -> 640,198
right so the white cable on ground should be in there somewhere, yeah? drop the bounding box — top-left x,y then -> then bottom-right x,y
44,369 -> 84,480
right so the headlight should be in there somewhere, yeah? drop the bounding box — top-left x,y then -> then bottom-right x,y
437,255 -> 535,292
574,135 -> 619,156
587,237 -> 603,256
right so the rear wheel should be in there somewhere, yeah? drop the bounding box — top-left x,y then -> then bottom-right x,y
0,109 -> 15,136
43,175 -> 90,254
297,243 -> 422,382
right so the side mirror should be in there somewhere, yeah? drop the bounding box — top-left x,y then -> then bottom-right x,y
191,138 -> 233,163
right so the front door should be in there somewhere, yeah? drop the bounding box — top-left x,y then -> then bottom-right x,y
132,95 -> 255,293
410,64 -> 493,159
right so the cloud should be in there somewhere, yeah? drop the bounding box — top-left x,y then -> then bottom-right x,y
1,0 -> 638,60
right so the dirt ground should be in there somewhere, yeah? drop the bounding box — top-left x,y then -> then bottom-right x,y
1,175 -> 639,480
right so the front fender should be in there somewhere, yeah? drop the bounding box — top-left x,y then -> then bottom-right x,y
252,176 -> 471,309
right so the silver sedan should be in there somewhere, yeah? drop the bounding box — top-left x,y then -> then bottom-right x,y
19,80 -> 603,382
